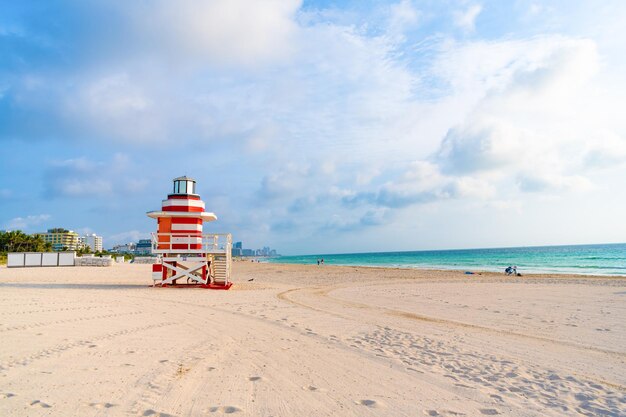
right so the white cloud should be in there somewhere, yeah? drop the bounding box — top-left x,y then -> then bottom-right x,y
450,176 -> 495,199
297,33 -> 618,217
437,120 -> 524,174
43,154 -> 147,198
388,0 -> 420,35
428,36 -> 614,196
583,131 -> 626,168
5,214 -> 51,231
453,4 -> 482,32
106,230 -> 150,246
516,173 -> 593,193
238,27 -> 625,248
131,0 -> 301,68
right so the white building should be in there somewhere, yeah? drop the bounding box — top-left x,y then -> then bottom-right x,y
111,242 -> 136,254
80,234 -> 103,252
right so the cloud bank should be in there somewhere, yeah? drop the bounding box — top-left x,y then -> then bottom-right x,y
1,1 -> 626,251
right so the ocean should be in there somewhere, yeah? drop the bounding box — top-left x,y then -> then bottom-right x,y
266,243 -> 626,276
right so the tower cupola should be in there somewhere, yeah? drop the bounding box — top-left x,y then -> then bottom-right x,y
172,176 -> 197,195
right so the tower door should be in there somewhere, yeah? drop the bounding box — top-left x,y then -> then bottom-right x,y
158,218 -> 172,250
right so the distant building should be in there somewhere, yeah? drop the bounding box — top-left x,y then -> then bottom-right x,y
135,239 -> 152,255
230,240 -> 278,257
79,234 -> 103,252
35,228 -> 80,251
111,242 -> 136,254
231,241 -> 244,256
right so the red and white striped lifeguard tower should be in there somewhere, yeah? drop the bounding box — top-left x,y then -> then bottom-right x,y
147,176 -> 232,289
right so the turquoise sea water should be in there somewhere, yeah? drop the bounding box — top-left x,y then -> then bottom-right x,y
267,243 -> 626,276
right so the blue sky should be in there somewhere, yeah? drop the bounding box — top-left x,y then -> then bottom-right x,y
1,1 -> 626,255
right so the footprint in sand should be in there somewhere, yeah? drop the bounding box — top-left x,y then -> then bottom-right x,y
424,411 -> 464,416
479,409 -> 500,415
208,405 -> 243,414
356,399 -> 382,408
30,400 -> 52,408
1,393 -> 16,399
142,409 -> 175,417
89,402 -> 116,409
248,376 -> 263,382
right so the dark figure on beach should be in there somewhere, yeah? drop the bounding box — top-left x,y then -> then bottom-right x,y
321,258 -> 324,265
505,266 -> 519,276
317,259 -> 320,266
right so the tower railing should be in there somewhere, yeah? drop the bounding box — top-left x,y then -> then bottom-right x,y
150,233 -> 232,254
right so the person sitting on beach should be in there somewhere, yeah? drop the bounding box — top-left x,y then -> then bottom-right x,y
505,266 -> 513,275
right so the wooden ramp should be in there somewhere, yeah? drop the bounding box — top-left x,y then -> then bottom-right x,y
212,255 -> 229,285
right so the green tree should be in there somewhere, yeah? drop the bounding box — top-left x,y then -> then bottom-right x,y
0,231 -> 52,253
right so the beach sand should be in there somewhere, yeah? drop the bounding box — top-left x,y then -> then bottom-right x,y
0,262 -> 624,416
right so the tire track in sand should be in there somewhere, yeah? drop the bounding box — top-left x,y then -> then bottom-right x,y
278,284 -> 626,358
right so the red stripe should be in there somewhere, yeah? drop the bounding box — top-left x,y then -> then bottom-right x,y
162,206 -> 204,212
167,195 -> 201,200
172,244 -> 202,250
171,218 -> 202,224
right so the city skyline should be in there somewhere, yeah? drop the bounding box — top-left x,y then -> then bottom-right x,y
1,1 -> 626,255
4,227 -> 279,256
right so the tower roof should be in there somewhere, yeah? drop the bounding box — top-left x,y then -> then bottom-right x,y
173,176 -> 195,182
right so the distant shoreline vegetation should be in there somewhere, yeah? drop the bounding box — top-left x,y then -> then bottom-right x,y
0,230 -> 52,251
0,230 -> 126,265
267,243 -> 626,276
0,231 -> 52,265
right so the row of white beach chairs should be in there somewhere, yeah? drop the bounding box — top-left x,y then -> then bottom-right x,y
132,257 -> 157,264
75,256 -> 113,267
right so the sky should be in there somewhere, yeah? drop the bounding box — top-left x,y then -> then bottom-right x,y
1,0 -> 626,255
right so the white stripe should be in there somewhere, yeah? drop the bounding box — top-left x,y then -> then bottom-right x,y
171,237 -> 202,244
171,224 -> 203,231
161,199 -> 205,209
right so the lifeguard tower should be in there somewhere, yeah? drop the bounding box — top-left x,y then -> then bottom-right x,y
147,176 -> 232,289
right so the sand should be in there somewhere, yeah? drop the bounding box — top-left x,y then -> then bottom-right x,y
0,262 -> 625,416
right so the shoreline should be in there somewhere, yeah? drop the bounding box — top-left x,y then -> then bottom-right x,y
261,260 -> 626,279
263,242 -> 626,277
